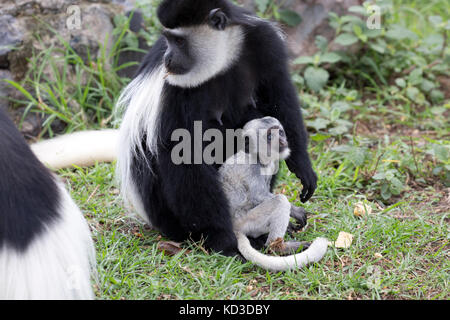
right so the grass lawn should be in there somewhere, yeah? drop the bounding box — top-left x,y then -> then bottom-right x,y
59,132 -> 449,299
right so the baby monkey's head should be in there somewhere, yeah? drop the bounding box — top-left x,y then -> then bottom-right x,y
243,116 -> 291,165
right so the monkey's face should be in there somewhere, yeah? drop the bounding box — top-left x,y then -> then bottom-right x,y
267,125 -> 290,160
162,29 -> 194,75
244,117 -> 291,164
161,8 -> 244,88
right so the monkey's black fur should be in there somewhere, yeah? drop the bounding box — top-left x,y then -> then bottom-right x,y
130,0 -> 317,256
157,0 -> 250,29
0,108 -> 60,252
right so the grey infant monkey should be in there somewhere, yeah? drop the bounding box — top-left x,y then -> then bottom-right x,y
219,116 -> 328,271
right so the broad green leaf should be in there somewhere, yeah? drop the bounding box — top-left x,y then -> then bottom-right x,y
340,15 -> 364,24
406,86 -> 420,100
408,68 -> 423,85
348,147 -> 367,167
353,25 -> 367,42
430,89 -> 444,103
369,43 -> 385,54
395,78 -> 406,88
278,9 -> 302,27
381,186 -> 392,200
432,167 -> 443,175
372,172 -> 386,180
331,145 -> 352,153
428,15 -> 443,27
293,56 -> 314,65
430,106 -> 445,115
315,35 -> 328,53
329,125 -> 350,136
254,0 -> 269,13
364,28 -> 382,38
433,145 -> 449,162
331,101 -> 351,112
328,12 -> 340,29
319,52 -> 342,64
420,79 -> 435,92
304,66 -> 329,92
386,25 -> 418,40
369,42 -> 386,54
310,133 -> 331,142
335,33 -> 359,46
330,107 -> 341,122
306,118 -> 330,131
348,6 -> 368,16
352,24 -> 363,36
291,73 -> 304,86
390,177 -> 404,195
385,170 -> 395,181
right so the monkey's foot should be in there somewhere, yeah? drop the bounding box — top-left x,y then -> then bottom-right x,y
268,237 -> 286,254
272,241 -> 311,255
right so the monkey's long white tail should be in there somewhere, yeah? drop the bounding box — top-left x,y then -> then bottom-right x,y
31,129 -> 119,169
237,233 -> 328,271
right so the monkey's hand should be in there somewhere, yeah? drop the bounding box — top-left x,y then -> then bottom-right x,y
286,156 -> 317,203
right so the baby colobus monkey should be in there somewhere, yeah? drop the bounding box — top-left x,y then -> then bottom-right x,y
219,117 -> 328,271
0,109 -> 95,299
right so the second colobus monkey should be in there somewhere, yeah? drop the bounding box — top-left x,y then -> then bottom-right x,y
219,117 -> 328,271
0,109 -> 95,299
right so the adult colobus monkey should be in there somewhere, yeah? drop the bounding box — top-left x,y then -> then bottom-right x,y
116,0 -> 317,256
219,117 -> 328,271
0,109 -> 95,299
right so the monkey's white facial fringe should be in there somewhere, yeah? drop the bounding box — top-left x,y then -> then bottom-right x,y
166,25 -> 244,88
0,180 -> 95,299
116,66 -> 166,222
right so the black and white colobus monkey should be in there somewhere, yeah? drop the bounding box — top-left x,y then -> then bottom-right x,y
219,117 -> 328,271
0,109 -> 95,299
117,0 -> 317,256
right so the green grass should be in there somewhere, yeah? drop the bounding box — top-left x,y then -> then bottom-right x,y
58,145 -> 448,299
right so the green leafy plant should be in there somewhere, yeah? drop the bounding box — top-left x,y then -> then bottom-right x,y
4,16 -> 139,137
293,0 -> 449,103
254,0 -> 302,27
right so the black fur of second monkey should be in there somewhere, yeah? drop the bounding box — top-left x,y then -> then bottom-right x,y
0,108 -> 60,252
131,0 -> 317,256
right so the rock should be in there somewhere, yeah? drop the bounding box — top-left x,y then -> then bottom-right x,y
0,70 -> 14,113
236,0 -> 359,58
280,0 -> 360,58
0,0 -> 137,136
1,0 -> 138,79
0,15 -> 23,69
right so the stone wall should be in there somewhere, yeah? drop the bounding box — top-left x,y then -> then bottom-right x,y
0,0 -> 137,133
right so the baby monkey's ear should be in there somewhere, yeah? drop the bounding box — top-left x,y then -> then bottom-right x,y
208,8 -> 229,30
